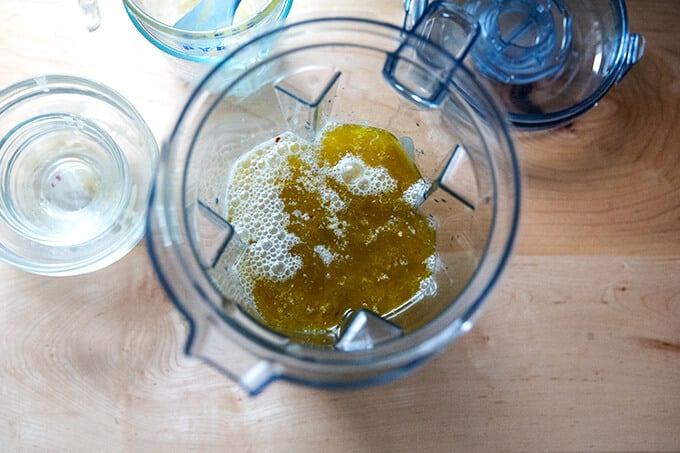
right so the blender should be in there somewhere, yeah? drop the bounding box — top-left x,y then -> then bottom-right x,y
147,14 -> 521,393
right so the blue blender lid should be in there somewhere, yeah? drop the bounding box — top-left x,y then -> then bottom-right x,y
468,0 -> 572,85
405,0 -> 645,129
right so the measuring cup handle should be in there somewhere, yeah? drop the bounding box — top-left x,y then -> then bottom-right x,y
77,0 -> 101,32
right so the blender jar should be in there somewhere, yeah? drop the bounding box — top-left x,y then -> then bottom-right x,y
405,0 -> 645,128
147,17 -> 520,393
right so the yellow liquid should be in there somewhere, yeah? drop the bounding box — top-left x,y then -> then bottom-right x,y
224,124 -> 436,344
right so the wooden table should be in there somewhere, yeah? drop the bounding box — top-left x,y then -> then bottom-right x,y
1,0 -> 679,451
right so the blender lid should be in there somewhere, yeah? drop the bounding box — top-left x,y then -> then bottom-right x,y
405,0 -> 645,128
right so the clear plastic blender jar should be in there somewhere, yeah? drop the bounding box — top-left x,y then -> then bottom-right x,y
147,16 -> 520,393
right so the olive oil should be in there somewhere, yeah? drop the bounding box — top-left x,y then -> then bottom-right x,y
224,124 -> 436,344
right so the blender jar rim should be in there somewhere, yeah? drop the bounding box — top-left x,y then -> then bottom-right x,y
147,17 -> 520,389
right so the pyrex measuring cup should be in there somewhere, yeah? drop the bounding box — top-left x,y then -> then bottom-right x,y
123,0 -> 293,63
147,16 -> 520,393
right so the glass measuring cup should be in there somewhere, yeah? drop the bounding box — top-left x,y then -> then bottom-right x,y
122,0 -> 293,63
0,75 -> 158,276
147,16 -> 520,393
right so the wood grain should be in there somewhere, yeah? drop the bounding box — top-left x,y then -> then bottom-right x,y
514,45 -> 680,256
1,0 -> 679,451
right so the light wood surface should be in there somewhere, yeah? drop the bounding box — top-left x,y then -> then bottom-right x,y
1,0 -> 679,451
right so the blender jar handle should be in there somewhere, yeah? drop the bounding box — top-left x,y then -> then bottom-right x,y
411,1 -> 480,61
385,1 -> 479,106
188,313 -> 283,395
403,0 -> 429,31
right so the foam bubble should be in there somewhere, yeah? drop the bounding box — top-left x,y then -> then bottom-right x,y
314,244 -> 337,266
424,254 -> 437,272
403,179 -> 431,207
225,132 -> 306,282
320,186 -> 345,213
223,126 -> 436,315
418,276 -> 437,296
328,155 -> 397,196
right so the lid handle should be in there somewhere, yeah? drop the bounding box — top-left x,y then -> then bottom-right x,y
616,32 -> 646,84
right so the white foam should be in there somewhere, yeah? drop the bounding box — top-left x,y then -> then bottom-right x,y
418,275 -> 437,296
314,244 -> 337,266
424,253 -> 437,272
224,126 -> 424,292
403,179 -> 431,207
225,132 -> 306,283
328,155 -> 396,196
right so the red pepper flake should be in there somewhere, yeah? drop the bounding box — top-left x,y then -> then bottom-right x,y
275,136 -> 281,143
55,175 -> 62,181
